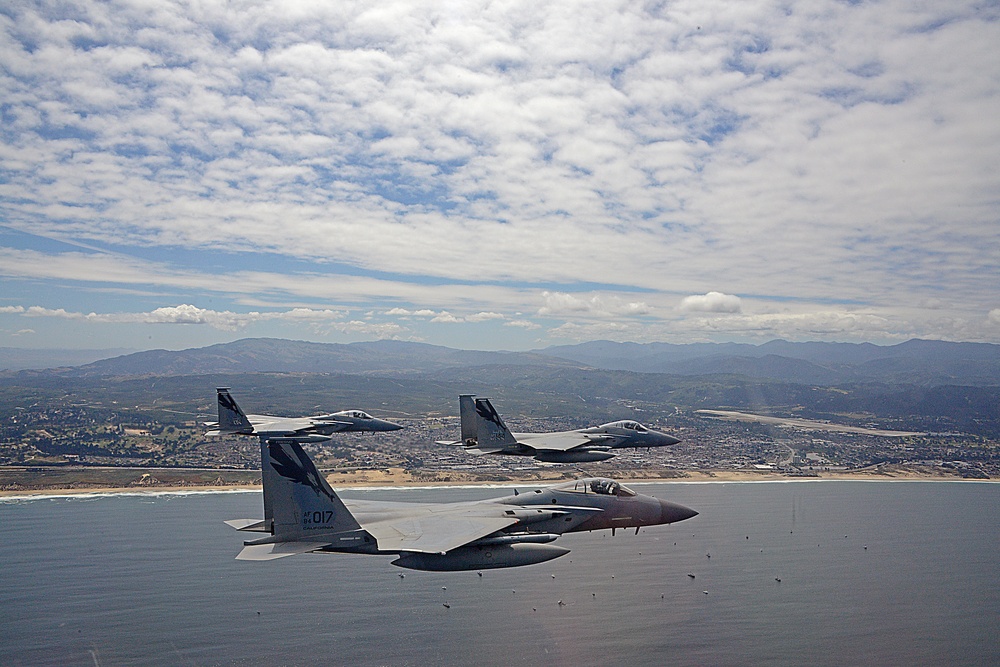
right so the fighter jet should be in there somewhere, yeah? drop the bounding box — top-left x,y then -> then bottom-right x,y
437,395 -> 681,463
226,437 -> 697,571
205,387 -> 403,443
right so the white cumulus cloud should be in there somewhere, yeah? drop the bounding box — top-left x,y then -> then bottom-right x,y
678,292 -> 743,314
7,304 -> 348,332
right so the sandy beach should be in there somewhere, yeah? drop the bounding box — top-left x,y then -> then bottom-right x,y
1,464 -> 991,497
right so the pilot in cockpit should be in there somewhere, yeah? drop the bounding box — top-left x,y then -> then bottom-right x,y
590,479 -> 620,495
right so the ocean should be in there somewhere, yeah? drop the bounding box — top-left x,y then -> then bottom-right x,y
1,481 -> 997,666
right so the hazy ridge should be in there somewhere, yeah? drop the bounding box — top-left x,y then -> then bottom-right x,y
1,338 -> 998,436
5,337 -> 999,387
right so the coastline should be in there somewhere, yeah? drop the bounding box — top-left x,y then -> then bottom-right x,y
1,465 -> 994,498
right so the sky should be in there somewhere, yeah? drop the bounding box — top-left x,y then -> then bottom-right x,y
1,0 -> 999,352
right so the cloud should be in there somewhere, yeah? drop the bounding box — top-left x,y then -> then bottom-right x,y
0,247 -> 533,315
1,1 -> 999,347
466,311 -> 505,322
537,292 -> 653,318
505,319 -> 541,330
430,311 -> 462,324
679,311 -> 895,339
547,320 -> 647,342
537,293 -> 596,315
678,292 -> 743,314
9,304 -> 347,332
383,308 -> 507,324
338,320 -> 405,338
989,309 -> 1000,326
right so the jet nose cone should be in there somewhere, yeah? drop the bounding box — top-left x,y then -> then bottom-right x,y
659,499 -> 698,524
380,420 -> 404,431
661,434 -> 681,446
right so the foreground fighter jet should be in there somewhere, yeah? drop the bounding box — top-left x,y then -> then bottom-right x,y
437,395 -> 681,463
205,387 -> 402,442
226,438 -> 697,570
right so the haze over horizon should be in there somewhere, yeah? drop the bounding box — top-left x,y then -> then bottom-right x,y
2,1 -> 998,352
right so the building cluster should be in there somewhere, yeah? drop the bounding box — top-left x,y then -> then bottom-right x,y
1,402 -> 996,480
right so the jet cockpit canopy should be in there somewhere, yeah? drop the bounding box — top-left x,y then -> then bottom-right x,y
554,478 -> 637,497
320,410 -> 374,420
602,420 -> 649,432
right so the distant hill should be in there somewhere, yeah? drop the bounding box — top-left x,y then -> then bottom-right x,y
540,339 -> 1000,386
45,338 -> 579,377
0,347 -> 136,371
4,337 -> 999,388
1,337 -> 999,436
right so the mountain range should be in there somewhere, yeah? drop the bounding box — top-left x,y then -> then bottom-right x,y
2,338 -> 999,436
540,339 -> 1000,386
5,337 -> 999,387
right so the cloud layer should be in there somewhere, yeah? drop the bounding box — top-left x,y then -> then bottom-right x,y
1,0 -> 998,348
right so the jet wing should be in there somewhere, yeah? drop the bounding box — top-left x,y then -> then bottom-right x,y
345,500 -> 518,554
245,414 -> 321,434
511,430 -> 596,452
248,414 -> 354,434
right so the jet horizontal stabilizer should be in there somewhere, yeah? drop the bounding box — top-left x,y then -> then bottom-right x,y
463,446 -> 507,456
236,542 -> 330,561
224,518 -> 270,532
436,439 -> 482,447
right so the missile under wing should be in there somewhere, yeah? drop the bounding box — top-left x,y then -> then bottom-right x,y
225,427 -> 697,571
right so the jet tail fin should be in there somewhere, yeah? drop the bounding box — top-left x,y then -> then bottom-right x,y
216,388 -> 254,434
474,398 -> 517,451
261,439 -> 368,543
459,394 -> 477,444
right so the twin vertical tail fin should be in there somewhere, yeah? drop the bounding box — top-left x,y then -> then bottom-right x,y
216,387 -> 254,434
263,440 -> 363,539
474,398 -> 517,452
459,394 -> 477,444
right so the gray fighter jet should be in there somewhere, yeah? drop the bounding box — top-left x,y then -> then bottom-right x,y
205,387 -> 402,443
437,395 -> 681,463
226,437 -> 697,570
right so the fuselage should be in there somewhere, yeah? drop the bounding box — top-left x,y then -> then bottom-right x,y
575,421 -> 682,448
246,411 -> 403,438
230,433 -> 699,571
341,478 -> 697,556
496,478 -> 696,531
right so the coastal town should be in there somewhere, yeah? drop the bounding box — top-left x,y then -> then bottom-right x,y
1,400 -> 994,493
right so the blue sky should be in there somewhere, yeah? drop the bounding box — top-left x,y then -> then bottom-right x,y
1,0 -> 999,352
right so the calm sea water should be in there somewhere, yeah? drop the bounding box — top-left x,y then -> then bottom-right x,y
1,481 -> 998,667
